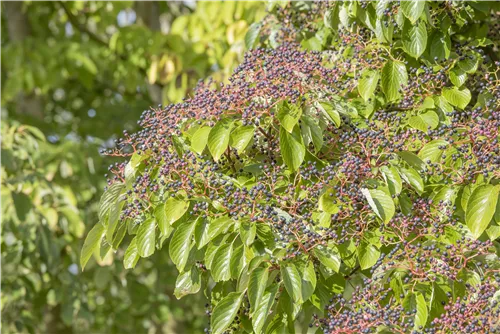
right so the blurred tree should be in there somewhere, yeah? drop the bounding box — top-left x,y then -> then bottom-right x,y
1,1 -> 266,333
1,1 -> 265,139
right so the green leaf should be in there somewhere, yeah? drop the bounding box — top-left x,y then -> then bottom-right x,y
211,291 -> 245,334
431,186 -> 459,206
174,266 -> 201,299
301,115 -> 323,152
212,243 -> 233,282
449,67 -> 467,87
402,20 -> 427,58
381,60 -> 408,102
319,190 -> 339,214
123,237 -> 140,269
361,188 -> 395,223
414,292 -> 428,329
99,182 -> 125,221
418,140 -> 448,163
397,151 -> 426,171
240,221 -> 257,246
398,166 -> 424,193
465,185 -> 499,239
136,218 -> 156,258
164,197 -> 189,227
279,125 -> 305,172
358,69 -> 380,102
409,110 -> 439,132
281,263 -> 302,303
206,216 -> 233,247
106,200 -> 125,245
429,31 -> 451,60
458,54 -> 479,74
154,203 -> 172,239
252,285 -> 279,334
442,87 -> 471,110
278,101 -> 302,133
80,223 -> 105,269
316,101 -> 341,127
230,125 -> 254,154
400,0 -> 426,23
169,219 -> 197,272
208,118 -> 234,161
357,240 -> 381,270
300,261 -> 317,301
194,217 -> 209,249
313,244 -> 341,272
245,23 -> 261,49
191,126 -> 212,154
248,267 -> 269,312
230,244 -> 246,280
380,165 -> 403,195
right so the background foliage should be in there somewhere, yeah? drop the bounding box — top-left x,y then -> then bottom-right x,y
1,1 -> 266,333
83,1 -> 500,334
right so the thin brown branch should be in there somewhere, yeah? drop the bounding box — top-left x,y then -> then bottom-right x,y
58,1 -> 108,47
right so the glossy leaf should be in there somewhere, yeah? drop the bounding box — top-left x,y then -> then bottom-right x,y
400,0 -> 426,23
208,118 -> 234,161
357,241 -> 381,270
252,285 -> 279,334
442,87 -> 471,110
381,60 -> 408,102
230,125 -> 254,154
398,166 -> 424,193
169,219 -> 197,272
123,237 -> 140,269
164,197 -> 189,227
409,110 -> 439,132
402,20 -> 427,58
245,23 -> 261,49
174,266 -> 201,299
466,185 -> 499,239
81,223 -> 105,269
191,126 -> 212,154
211,291 -> 245,334
278,101 -> 302,133
313,244 -> 341,273
279,125 -> 305,172
380,165 -> 403,195
358,69 -> 380,102
212,243 -> 233,282
248,267 -> 269,312
281,263 -> 302,303
361,188 -> 395,223
136,218 -> 156,258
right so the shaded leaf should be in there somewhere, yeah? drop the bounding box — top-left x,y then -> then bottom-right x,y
211,291 -> 245,334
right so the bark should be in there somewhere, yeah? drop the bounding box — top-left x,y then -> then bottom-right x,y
2,1 -> 44,119
135,1 -> 161,32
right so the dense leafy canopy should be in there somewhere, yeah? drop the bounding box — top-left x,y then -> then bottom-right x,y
1,2 -> 266,333
85,1 -> 500,333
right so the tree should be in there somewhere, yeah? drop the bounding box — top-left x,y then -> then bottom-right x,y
85,1 -> 500,333
1,1 -> 265,138
1,2 -> 267,333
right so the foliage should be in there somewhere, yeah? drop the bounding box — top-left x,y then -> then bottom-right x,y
1,122 -> 210,333
85,1 -> 500,333
1,1 -> 265,139
1,1 -> 267,333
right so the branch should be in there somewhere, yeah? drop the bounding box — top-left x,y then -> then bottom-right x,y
58,1 -> 164,96
58,1 -> 108,47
